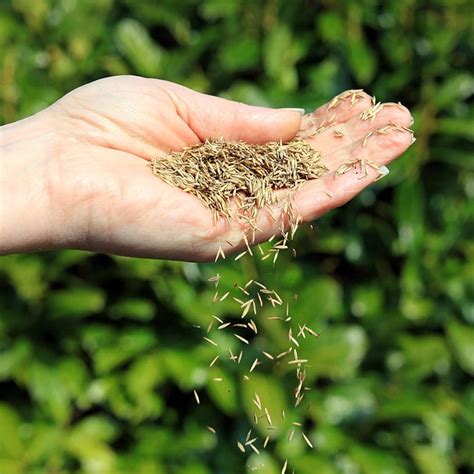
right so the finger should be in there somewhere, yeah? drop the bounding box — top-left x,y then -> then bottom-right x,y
298,90 -> 374,137
162,81 -> 302,144
319,124 -> 415,174
218,124 -> 413,247
310,102 -> 413,150
290,125 -> 414,222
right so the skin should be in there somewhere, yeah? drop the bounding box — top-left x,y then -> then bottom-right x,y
0,75 -> 414,261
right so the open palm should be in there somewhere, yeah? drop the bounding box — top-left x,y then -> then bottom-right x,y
43,75 -> 413,261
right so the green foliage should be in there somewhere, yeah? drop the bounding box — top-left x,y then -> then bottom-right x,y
0,0 -> 473,473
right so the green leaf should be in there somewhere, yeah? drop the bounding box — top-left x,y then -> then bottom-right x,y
347,39 -> 377,85
109,298 -> 155,321
263,25 -> 298,91
395,179 -> 425,254
411,445 -> 455,474
319,380 -> 376,424
350,444 -> 407,474
49,287 -> 105,318
304,326 -> 368,380
0,403 -> 23,458
446,319 -> 474,375
115,18 -> 162,76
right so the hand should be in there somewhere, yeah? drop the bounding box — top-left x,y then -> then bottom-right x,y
0,76 -> 413,261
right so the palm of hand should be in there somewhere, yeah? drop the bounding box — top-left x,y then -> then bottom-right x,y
47,76 -> 413,261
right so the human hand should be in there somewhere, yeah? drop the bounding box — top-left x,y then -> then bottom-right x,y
0,76 -> 413,261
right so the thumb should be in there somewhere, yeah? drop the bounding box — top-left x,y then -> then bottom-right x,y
163,81 -> 303,144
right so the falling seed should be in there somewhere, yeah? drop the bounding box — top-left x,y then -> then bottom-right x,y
249,443 -> 260,454
209,355 -> 219,367
288,428 -> 295,442
212,315 -> 224,323
234,333 -> 249,344
263,436 -> 270,448
219,291 -> 230,301
193,390 -> 200,404
254,393 -> 262,410
218,322 -> 231,330
235,251 -> 247,261
237,441 -> 246,453
203,336 -> 217,347
250,358 -> 260,373
302,431 -> 314,448
207,426 -> 216,434
264,408 -> 273,426
213,377 -> 223,382
288,359 -> 308,365
244,279 -> 254,289
282,459 -> 288,474
304,327 -> 320,338
262,351 -> 274,360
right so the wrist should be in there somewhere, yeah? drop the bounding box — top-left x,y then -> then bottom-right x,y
0,112 -> 67,254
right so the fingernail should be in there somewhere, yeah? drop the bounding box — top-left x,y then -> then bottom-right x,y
281,107 -> 305,116
378,165 -> 390,178
411,136 -> 416,144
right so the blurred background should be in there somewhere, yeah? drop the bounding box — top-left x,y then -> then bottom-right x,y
0,0 -> 473,473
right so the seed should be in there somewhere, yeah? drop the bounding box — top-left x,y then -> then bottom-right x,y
262,351 -> 274,360
249,443 -> 260,454
263,436 -> 270,448
209,355 -> 219,367
250,358 -> 260,373
282,460 -> 288,474
288,359 -> 308,365
213,377 -> 223,382
237,441 -> 246,453
207,426 -> 216,434
203,337 -> 217,347
304,327 -> 320,338
302,431 -> 314,448
219,291 -> 230,301
254,393 -> 262,410
212,314 -> 224,323
234,251 -> 247,261
234,333 -> 249,344
193,390 -> 200,404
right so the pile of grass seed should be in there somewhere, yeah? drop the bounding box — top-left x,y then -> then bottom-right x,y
151,138 -> 327,223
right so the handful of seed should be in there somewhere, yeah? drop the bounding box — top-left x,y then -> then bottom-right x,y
151,138 -> 327,223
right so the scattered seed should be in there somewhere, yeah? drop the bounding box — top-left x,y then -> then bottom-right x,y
209,355 -> 219,367
203,336 -> 217,347
302,431 -> 314,448
193,390 -> 200,404
234,333 -> 249,344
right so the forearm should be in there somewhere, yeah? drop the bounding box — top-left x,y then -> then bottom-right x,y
0,114 -> 64,254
